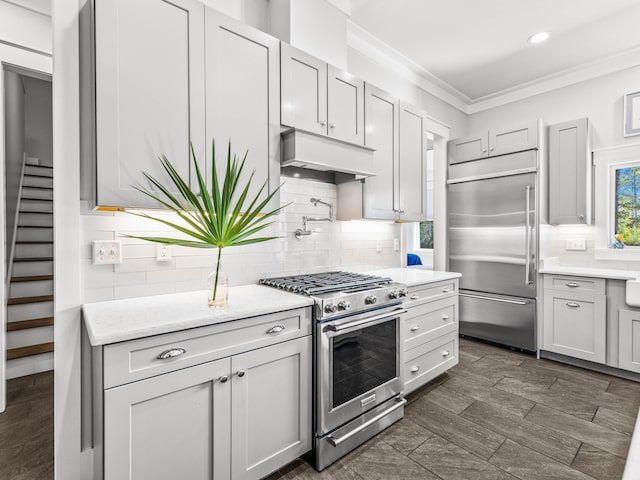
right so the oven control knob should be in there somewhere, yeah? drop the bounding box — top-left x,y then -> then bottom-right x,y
398,288 -> 409,297
388,290 -> 399,299
364,295 -> 377,305
337,301 -> 350,311
324,303 -> 338,313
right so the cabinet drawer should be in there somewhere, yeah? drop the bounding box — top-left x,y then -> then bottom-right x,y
103,307 -> 312,388
544,275 -> 605,294
404,297 -> 458,351
404,331 -> 458,394
406,279 -> 458,306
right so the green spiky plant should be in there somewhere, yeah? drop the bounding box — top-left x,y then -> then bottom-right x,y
126,142 -> 287,306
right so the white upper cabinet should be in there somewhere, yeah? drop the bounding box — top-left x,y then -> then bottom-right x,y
448,134 -> 488,164
398,101 -> 428,221
95,0 -> 205,208
205,9 -> 281,211
280,43 -> 364,145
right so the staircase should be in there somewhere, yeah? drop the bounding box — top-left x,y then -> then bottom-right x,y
6,161 -> 54,378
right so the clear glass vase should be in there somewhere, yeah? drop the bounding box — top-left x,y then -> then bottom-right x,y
207,262 -> 228,308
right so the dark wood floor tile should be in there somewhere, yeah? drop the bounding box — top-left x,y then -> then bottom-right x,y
571,443 -> 626,480
409,434 -> 517,480
279,458 -> 363,480
11,461 -> 55,480
406,396 -> 505,460
442,375 -> 535,418
548,378 -> 640,417
472,357 -> 558,389
607,379 -> 640,400
448,361 -> 506,386
346,440 -> 439,480
593,407 -> 637,436
520,358 -> 611,391
422,384 -> 475,414
0,443 -> 25,478
458,349 -> 481,365
495,377 -> 599,421
525,404 -> 631,458
489,439 -> 594,480
460,400 -> 581,465
378,418 -> 434,455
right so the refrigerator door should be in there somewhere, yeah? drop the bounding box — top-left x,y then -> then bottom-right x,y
448,172 -> 536,299
459,290 -> 536,352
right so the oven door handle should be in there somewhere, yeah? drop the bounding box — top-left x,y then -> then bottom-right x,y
327,396 -> 407,447
324,309 -> 407,333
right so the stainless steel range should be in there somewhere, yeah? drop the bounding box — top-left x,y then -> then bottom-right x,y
259,272 -> 408,471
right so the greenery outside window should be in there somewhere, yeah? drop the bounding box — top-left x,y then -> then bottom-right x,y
419,220 -> 434,249
614,165 -> 640,246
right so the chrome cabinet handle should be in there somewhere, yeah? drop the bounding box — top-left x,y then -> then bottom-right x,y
320,120 -> 327,126
329,123 -> 336,129
489,146 -> 494,151
566,282 -> 579,288
442,350 -> 451,357
219,375 -> 229,383
410,294 -> 419,300
157,348 -> 186,360
266,324 -> 285,334
566,302 -> 580,308
578,214 -> 585,220
442,314 -> 450,321
236,370 -> 246,378
399,209 -> 405,214
410,366 -> 420,373
410,325 -> 420,332
442,287 -> 450,293
482,148 -> 487,153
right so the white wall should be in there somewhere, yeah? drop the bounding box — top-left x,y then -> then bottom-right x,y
24,76 -> 52,166
0,0 -> 51,55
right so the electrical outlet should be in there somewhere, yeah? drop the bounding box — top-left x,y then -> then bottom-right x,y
393,238 -> 400,252
565,239 -> 586,251
93,240 -> 122,265
376,240 -> 382,252
156,245 -> 172,262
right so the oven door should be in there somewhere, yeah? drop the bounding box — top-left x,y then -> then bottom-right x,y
317,306 -> 406,435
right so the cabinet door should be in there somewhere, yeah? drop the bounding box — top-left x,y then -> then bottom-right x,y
231,336 -> 312,480
95,0 -> 205,208
549,118 -> 590,225
206,9 -> 281,211
447,134 -> 487,164
619,309 -> 640,373
362,83 -> 398,220
104,358 -> 231,480
327,65 -> 365,145
543,290 -> 606,363
398,101 -> 428,221
280,43 -> 328,135
488,120 -> 539,157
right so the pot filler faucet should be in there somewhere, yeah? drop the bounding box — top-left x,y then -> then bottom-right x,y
295,198 -> 333,239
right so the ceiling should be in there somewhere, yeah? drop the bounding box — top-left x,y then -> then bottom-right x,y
349,0 -> 640,103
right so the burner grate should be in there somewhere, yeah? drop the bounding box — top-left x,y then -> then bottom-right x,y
259,271 -> 392,295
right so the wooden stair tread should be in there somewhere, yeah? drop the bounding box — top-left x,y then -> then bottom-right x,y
27,164 -> 53,169
7,317 -> 54,331
21,197 -> 53,202
24,173 -> 53,179
11,275 -> 54,283
19,211 -> 53,215
15,241 -> 54,244
18,225 -> 53,229
21,185 -> 53,190
13,257 -> 54,262
7,294 -> 53,305
7,342 -> 54,360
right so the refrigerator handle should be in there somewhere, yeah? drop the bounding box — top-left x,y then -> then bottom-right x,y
525,185 -> 532,285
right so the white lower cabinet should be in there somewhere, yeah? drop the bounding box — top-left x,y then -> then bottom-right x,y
101,311 -> 312,480
619,309 -> 640,374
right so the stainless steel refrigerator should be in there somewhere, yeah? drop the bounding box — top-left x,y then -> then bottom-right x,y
447,149 -> 538,352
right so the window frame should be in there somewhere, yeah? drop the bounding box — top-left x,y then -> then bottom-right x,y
609,160 -> 640,248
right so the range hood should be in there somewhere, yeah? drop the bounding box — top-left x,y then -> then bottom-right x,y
281,128 -> 376,178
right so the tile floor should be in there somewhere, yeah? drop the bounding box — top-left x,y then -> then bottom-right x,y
267,338 -> 640,480
0,371 -> 53,480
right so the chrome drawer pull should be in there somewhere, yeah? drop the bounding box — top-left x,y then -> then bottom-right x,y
566,282 -> 579,288
442,350 -> 450,357
566,302 -> 580,308
410,294 -> 420,300
157,348 -> 186,360
410,325 -> 420,332
236,370 -> 246,378
442,287 -> 451,293
410,366 -> 420,373
442,314 -> 450,321
219,375 -> 229,383
266,324 -> 285,334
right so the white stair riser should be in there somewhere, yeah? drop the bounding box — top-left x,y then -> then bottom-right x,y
17,228 -> 53,242
21,187 -> 53,200
23,176 -> 53,189
20,200 -> 53,213
10,280 -> 54,298
6,353 -> 53,379
18,213 -> 53,227
12,260 -> 53,277
8,301 -> 53,322
15,243 -> 53,258
6,326 -> 53,349
25,165 -> 53,178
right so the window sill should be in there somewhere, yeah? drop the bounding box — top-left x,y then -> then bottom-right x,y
594,248 -> 640,261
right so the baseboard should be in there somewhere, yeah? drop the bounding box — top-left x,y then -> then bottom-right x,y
540,350 -> 640,382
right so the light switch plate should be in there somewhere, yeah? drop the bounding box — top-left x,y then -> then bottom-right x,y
156,245 -> 172,262
393,238 -> 400,252
565,239 -> 586,251
376,240 -> 382,252
93,240 -> 122,264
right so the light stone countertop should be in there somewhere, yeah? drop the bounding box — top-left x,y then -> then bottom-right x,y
538,264 -> 640,280
364,267 -> 462,287
82,284 -> 313,346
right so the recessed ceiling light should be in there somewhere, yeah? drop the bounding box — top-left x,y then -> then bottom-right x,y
528,31 -> 550,45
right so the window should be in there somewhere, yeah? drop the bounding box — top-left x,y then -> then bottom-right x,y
417,147 -> 434,249
614,165 -> 640,246
419,220 -> 433,249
